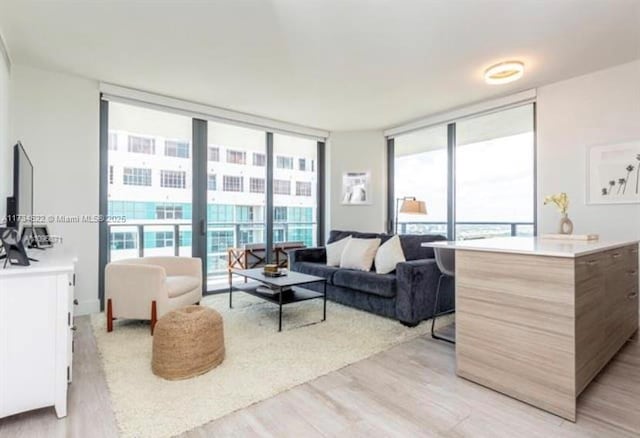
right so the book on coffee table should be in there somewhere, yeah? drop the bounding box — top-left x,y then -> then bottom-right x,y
256,285 -> 292,295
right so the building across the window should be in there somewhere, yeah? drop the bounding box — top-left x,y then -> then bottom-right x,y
223,175 -> 243,192
110,232 -> 136,250
128,135 -> 155,154
165,140 -> 190,158
253,152 -> 266,167
156,204 -> 183,219
296,181 -> 312,197
274,206 -> 287,222
276,156 -> 293,169
123,167 -> 152,186
249,177 -> 265,193
208,146 -> 220,161
274,179 -> 291,195
160,170 -> 187,189
208,174 -> 217,191
109,133 -> 118,151
226,150 -> 246,165
155,231 -> 174,248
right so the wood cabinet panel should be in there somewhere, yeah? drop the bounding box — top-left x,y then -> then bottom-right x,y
456,244 -> 639,422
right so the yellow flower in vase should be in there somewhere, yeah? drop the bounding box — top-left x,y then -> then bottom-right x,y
544,192 -> 573,234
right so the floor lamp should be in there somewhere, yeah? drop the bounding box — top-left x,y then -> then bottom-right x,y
395,197 -> 427,234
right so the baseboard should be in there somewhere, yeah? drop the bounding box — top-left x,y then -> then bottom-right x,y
75,299 -> 100,316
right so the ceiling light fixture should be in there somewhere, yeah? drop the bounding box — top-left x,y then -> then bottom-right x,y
484,60 -> 525,85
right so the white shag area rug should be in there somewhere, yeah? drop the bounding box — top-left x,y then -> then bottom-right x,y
91,293 -> 432,438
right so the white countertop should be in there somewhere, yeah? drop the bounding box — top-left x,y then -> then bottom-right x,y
0,246 -> 76,277
421,237 -> 639,258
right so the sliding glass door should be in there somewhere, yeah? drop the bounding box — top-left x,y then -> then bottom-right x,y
390,103 -> 535,239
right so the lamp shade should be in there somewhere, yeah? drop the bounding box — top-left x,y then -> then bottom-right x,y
400,199 -> 427,215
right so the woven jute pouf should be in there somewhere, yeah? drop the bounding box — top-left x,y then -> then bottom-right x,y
152,305 -> 225,380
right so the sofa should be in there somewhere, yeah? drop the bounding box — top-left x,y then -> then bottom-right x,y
289,230 -> 454,326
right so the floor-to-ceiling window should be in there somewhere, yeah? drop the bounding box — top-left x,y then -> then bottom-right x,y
107,101 -> 193,261
273,133 -> 318,247
455,105 -> 535,238
206,121 -> 266,287
100,97 -> 326,301
390,103 -> 535,239
394,125 -> 448,235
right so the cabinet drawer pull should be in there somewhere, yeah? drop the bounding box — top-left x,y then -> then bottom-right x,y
631,248 -> 638,254
628,270 -> 638,276
612,252 -> 622,259
586,260 -> 599,266
73,299 -> 79,305
70,326 -> 77,331
628,292 -> 638,300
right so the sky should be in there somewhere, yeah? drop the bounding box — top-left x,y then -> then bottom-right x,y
396,132 -> 534,224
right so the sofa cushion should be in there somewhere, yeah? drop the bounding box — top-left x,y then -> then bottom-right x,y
166,276 -> 200,298
292,262 -> 340,284
326,236 -> 352,266
375,235 -> 406,274
399,234 -> 447,260
332,269 -> 397,298
340,238 -> 381,271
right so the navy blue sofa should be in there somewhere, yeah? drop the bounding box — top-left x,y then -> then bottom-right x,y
289,230 -> 454,326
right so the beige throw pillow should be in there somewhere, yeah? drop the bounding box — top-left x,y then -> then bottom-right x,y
340,238 -> 382,271
326,236 -> 352,266
375,235 -> 406,274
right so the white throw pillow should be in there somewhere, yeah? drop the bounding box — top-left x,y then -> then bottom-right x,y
326,236 -> 352,266
340,238 -> 382,271
375,235 -> 406,274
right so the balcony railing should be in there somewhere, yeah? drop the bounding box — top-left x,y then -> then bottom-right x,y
397,221 -> 534,239
106,221 -> 316,272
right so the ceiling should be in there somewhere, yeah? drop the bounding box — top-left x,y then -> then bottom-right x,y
0,0 -> 638,131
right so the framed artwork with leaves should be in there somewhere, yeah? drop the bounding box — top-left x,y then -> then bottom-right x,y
587,141 -> 640,204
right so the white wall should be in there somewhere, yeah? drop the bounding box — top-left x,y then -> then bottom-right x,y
10,65 -> 100,314
0,34 -> 10,218
327,130 -> 387,234
537,60 -> 640,239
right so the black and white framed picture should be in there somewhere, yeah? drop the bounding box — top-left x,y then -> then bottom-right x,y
341,171 -> 371,205
587,140 -> 640,204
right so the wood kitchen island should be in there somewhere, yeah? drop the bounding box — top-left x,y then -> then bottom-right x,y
424,237 -> 639,421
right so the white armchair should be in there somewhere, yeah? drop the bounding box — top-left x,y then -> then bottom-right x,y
105,257 -> 203,334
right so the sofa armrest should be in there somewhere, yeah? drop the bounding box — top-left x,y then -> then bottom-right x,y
105,262 -> 167,318
395,259 -> 454,325
288,247 -> 327,265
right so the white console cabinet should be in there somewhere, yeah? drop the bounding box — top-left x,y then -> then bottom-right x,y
0,248 -> 77,419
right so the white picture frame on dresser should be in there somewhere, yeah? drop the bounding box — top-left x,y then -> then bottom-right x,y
0,247 -> 77,419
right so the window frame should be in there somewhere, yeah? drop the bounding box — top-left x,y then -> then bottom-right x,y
164,139 -> 190,158
160,169 -> 187,189
386,103 -> 537,239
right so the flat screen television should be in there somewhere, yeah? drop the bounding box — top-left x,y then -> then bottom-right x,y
6,141 -> 34,235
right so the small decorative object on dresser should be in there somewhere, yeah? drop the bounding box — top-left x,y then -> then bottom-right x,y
544,192 -> 573,234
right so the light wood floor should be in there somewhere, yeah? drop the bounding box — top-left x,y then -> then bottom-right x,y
1,317 -> 638,437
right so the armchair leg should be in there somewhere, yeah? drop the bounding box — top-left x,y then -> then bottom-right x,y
106,298 -> 113,332
150,300 -> 157,335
